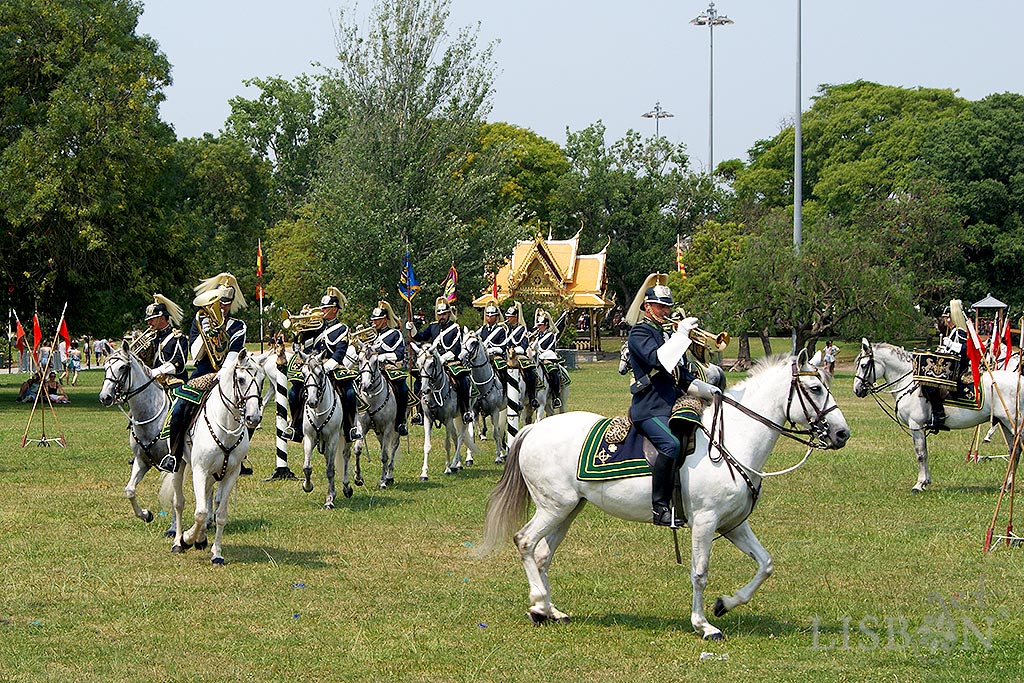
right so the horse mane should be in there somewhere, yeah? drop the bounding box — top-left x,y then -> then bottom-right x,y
874,342 -> 912,363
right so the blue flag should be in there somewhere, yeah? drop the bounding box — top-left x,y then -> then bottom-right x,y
398,252 -> 421,302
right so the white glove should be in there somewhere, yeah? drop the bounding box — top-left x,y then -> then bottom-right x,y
405,321 -> 415,332
439,351 -> 455,363
656,317 -> 697,372
323,358 -> 339,372
379,352 -> 397,362
687,379 -> 721,401
943,338 -> 963,354
154,361 -> 176,376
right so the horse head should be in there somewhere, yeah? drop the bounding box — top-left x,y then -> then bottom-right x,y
358,349 -> 380,393
785,354 -> 849,449
303,353 -> 328,408
99,346 -> 148,407
617,342 -> 631,376
852,337 -> 881,398
461,330 -> 483,366
232,349 -> 264,430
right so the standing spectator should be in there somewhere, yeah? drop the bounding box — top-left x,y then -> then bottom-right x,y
64,341 -> 82,385
83,336 -> 92,368
823,340 -> 840,375
39,344 -> 51,372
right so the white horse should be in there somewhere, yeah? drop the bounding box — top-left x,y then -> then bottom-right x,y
298,354 -> 358,507
99,343 -> 173,525
526,341 -> 569,421
418,345 -> 478,479
174,351 -> 265,564
853,338 -> 1023,492
461,330 -> 508,463
480,355 -> 849,640
354,349 -> 400,489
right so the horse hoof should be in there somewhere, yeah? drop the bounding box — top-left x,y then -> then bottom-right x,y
343,485 -> 353,498
143,510 -> 154,524
713,598 -> 729,617
302,480 -> 314,494
180,540 -> 193,551
420,476 -> 428,482
324,502 -> 334,510
385,477 -> 394,485
378,481 -> 388,490
553,614 -> 571,624
465,459 -> 474,467
703,632 -> 725,641
527,610 -> 549,625
354,477 -> 364,487
171,544 -> 183,554
195,539 -> 208,551
211,557 -> 225,566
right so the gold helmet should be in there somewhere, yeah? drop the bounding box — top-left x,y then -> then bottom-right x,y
195,272 -> 246,314
534,308 -> 551,329
145,294 -> 184,327
503,301 -> 524,324
435,296 -> 455,321
625,272 -> 670,325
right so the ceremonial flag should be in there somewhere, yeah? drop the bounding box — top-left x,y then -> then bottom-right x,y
398,252 -> 421,302
58,317 -> 71,350
1002,318 -> 1014,370
491,273 -> 498,300
442,264 -> 458,303
676,242 -> 685,274
255,239 -> 264,301
14,318 -> 26,352
965,320 -> 984,405
32,314 -> 41,352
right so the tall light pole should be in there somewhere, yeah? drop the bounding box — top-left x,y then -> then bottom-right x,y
641,101 -> 674,137
691,2 -> 733,172
792,0 -> 802,353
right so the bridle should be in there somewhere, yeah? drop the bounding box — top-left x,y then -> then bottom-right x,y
359,355 -> 392,420
204,360 -> 262,480
422,353 -> 451,409
103,351 -> 167,461
853,346 -> 916,433
302,359 -> 339,441
462,336 -> 501,403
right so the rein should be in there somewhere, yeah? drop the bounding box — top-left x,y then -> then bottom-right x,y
106,354 -> 168,462
854,349 -> 916,435
360,360 -> 392,420
464,342 -> 502,403
204,364 -> 261,481
304,364 -> 340,443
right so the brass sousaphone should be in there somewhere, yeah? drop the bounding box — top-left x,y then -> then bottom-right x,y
192,289 -> 228,371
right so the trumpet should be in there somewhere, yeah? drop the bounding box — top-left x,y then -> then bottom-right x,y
350,325 -> 378,345
126,327 -> 157,363
280,308 -> 324,335
688,327 -> 730,351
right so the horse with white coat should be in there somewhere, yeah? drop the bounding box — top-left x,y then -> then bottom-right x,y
853,338 -> 1023,492
461,329 -> 508,463
417,344 -> 478,479
481,354 -> 849,640
299,353 -> 359,507
354,349 -> 400,489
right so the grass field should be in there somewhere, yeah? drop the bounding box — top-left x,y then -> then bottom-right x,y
1,359 -> 1022,682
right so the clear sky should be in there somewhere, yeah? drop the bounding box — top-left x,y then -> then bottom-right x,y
137,1 -> 1024,172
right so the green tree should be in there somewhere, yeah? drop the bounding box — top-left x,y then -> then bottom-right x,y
0,0 -> 175,334
311,0 -> 521,310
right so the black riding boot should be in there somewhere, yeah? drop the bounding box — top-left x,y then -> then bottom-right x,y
924,387 -> 948,432
548,369 -> 562,409
651,453 -> 683,527
525,368 -> 539,408
457,374 -> 473,424
159,398 -> 188,473
395,379 -> 409,436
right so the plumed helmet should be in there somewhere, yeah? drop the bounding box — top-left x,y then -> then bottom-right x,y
949,299 -> 968,330
145,294 -> 184,326
320,286 -> 346,309
625,273 -> 669,325
435,296 -> 455,321
534,308 -> 550,328
369,300 -> 399,328
484,304 -> 499,317
195,273 -> 246,314
504,301 -> 524,323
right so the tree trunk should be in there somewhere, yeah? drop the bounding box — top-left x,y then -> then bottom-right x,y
759,328 -> 773,356
730,331 -> 752,371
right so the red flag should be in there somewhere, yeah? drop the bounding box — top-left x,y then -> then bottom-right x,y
32,314 -> 41,351
256,239 -> 264,278
966,320 -> 984,407
1002,318 -> 1013,370
15,319 -> 26,352
58,318 -> 71,350
491,273 -> 498,300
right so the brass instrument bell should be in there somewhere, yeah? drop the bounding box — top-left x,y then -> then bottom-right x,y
688,327 -> 730,351
280,308 -> 324,334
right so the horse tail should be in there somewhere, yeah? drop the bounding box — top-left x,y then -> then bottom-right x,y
157,471 -> 175,511
477,423 -> 534,557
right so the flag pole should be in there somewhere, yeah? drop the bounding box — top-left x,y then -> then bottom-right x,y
257,239 -> 265,353
6,305 -> 12,374
21,302 -> 69,447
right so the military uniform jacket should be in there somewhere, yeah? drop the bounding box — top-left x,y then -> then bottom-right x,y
628,319 -> 697,422
478,323 -> 508,357
506,324 -> 529,353
944,327 -> 970,373
190,316 -> 246,377
312,319 -> 350,367
152,327 -> 188,381
412,320 -> 462,361
371,327 -> 406,363
536,328 -> 560,360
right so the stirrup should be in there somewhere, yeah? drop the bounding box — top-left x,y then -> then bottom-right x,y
462,411 -> 474,424
397,423 -> 408,436
652,505 -> 683,528
349,427 -> 362,442
530,398 -> 539,409
552,397 -> 562,409
157,454 -> 179,474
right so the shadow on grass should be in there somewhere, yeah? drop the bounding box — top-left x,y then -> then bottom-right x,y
228,543 -> 331,568
588,611 -> 799,638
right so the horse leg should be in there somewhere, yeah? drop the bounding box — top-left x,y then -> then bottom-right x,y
715,521 -> 774,619
420,417 -> 433,481
301,432 -> 315,494
324,436 -> 338,509
514,504 -> 578,624
386,433 -> 400,485
690,515 -> 725,640
463,419 -> 476,467
378,427 -> 392,489
340,435 -> 354,500
444,419 -> 459,475
170,467 -> 186,551
493,408 -> 508,463
352,420 -> 365,487
209,469 -> 239,565
911,429 -> 931,492
183,466 -> 212,551
532,501 -> 585,623
125,458 -> 154,523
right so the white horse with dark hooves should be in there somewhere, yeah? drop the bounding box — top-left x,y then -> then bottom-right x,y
174,351 -> 265,564
480,354 -> 849,640
99,344 -> 174,526
853,338 -> 1023,492
461,330 -> 508,463
354,350 -> 399,489
418,346 -> 477,479
299,354 -> 358,507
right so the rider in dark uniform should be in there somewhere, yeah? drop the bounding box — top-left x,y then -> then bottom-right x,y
283,304 -> 322,442
477,303 -> 509,388
505,303 -> 538,408
626,274 -> 721,527
533,309 -> 565,409
312,287 -> 361,442
369,300 -> 410,437
923,298 -> 970,432
407,297 -> 473,424
161,273 -> 248,474
143,294 -> 188,385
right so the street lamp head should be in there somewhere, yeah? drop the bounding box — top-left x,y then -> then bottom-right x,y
691,2 -> 734,27
642,101 -> 674,119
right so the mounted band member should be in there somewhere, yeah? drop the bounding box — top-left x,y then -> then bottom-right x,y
313,287 -> 361,442
478,303 -> 509,387
626,273 -> 721,527
923,299 -> 969,432
369,300 -> 409,436
533,308 -> 565,409
504,302 -> 538,408
408,297 -> 473,424
283,303 -> 323,442
143,294 -> 188,385
161,273 -> 247,474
